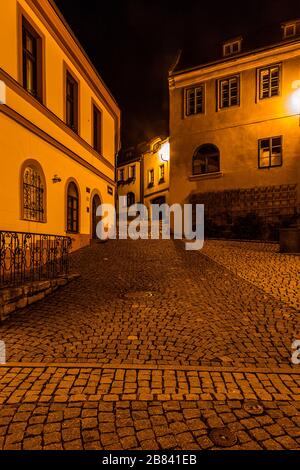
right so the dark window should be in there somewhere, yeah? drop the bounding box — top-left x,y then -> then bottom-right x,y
186,86 -> 204,116
119,169 -> 124,181
259,65 -> 280,99
218,76 -> 239,108
148,169 -> 154,187
127,192 -> 135,207
159,164 -> 165,182
258,137 -> 282,168
130,165 -> 136,179
193,144 -> 220,175
93,104 -> 102,153
66,71 -> 78,132
23,166 -> 45,222
22,17 -> 42,100
67,182 -> 79,233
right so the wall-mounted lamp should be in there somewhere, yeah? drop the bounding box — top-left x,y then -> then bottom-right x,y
52,174 -> 62,184
291,80 -> 300,125
159,141 -> 170,163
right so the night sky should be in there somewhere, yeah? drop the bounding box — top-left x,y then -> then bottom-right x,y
55,0 -> 300,148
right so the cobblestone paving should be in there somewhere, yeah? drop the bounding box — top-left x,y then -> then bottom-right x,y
0,239 -> 299,450
1,399 -> 300,450
0,239 -> 299,367
202,240 -> 300,310
0,366 -> 300,404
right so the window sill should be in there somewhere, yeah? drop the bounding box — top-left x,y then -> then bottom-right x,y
189,171 -> 223,181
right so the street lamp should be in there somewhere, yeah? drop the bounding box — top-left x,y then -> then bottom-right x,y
159,141 -> 170,163
291,80 -> 300,125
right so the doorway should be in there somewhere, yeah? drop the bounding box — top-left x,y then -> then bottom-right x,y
92,193 -> 101,239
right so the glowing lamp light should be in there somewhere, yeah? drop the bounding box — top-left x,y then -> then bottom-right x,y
159,141 -> 170,163
0,81 -> 6,105
290,80 -> 300,114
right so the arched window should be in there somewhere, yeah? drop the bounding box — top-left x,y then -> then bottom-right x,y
67,182 -> 79,233
23,165 -> 45,222
127,192 -> 135,207
192,144 -> 220,175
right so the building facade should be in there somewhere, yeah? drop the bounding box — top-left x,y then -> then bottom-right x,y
0,0 -> 120,251
169,21 -> 300,239
117,137 -> 170,218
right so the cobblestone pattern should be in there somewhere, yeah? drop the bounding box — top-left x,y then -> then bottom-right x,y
0,240 -> 298,367
1,399 -> 300,450
201,240 -> 300,310
0,367 -> 300,405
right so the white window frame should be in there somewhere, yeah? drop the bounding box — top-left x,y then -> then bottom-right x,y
218,75 -> 240,109
258,136 -> 282,169
258,64 -> 281,100
223,40 -> 242,56
185,85 -> 205,116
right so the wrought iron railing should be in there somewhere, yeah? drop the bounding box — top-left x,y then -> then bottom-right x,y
0,231 -> 72,287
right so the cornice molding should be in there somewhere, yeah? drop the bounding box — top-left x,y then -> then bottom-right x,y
0,104 -> 116,187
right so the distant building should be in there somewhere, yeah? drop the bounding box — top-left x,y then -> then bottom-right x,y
168,20 -> 300,239
0,0 -> 120,251
117,137 -> 170,217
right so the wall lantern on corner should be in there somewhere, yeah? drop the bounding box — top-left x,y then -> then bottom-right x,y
158,141 -> 170,163
52,174 -> 62,184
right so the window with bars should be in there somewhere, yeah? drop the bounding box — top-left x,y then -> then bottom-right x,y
258,65 -> 280,99
93,104 -> 102,153
66,71 -> 78,132
185,86 -> 204,116
23,166 -> 45,222
258,137 -> 282,168
67,182 -> 79,233
218,76 -> 239,109
193,144 -> 220,175
22,17 -> 42,100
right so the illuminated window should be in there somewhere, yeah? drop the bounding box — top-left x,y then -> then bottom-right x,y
93,104 -> 102,153
127,192 -> 135,206
23,165 -> 45,222
258,137 -> 282,168
67,182 -> 79,233
193,144 -> 220,175
185,86 -> 204,116
218,76 -> 239,109
148,169 -> 154,187
66,71 -> 78,133
258,65 -> 280,99
222,39 -> 242,56
159,164 -> 165,182
22,17 -> 42,100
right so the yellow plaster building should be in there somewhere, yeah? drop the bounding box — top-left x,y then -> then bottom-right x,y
117,137 -> 170,217
169,21 -> 300,239
0,0 -> 120,251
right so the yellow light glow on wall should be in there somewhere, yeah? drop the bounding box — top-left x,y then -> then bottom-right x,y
159,141 -> 170,162
290,80 -> 300,114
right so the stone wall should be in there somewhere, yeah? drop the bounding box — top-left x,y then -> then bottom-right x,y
0,274 -> 80,322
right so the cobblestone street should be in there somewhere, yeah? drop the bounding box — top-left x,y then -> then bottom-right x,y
0,239 -> 299,449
